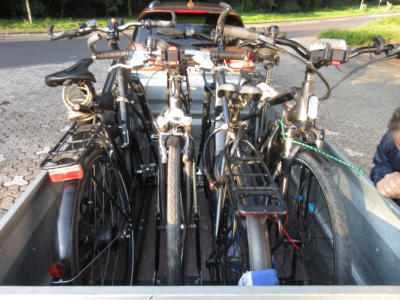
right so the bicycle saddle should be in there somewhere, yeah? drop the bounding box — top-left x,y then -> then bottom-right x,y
45,58 -> 96,87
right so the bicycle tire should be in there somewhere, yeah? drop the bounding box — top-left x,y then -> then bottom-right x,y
71,147 -> 134,285
219,164 -> 271,284
166,140 -> 182,285
270,151 -> 351,284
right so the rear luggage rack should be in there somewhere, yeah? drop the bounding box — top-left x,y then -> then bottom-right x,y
225,140 -> 287,216
40,123 -> 104,170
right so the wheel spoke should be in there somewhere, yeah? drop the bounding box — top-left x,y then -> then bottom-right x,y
270,152 -> 350,285
73,150 -> 132,286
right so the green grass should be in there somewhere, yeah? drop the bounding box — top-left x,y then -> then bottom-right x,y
0,5 -> 399,32
319,15 -> 400,45
240,5 -> 400,23
0,17 -> 137,32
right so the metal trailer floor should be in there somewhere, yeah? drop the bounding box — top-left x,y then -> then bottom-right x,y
1,142 -> 400,297
134,185 -> 213,284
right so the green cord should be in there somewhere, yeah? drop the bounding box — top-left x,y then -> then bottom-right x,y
279,119 -> 366,175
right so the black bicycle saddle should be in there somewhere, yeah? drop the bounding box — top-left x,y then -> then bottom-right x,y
45,58 -> 96,87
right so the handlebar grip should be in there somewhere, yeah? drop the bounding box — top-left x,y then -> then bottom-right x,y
147,11 -> 176,28
156,27 -> 184,37
87,33 -> 130,59
210,50 -> 245,60
223,25 -> 259,41
148,20 -> 174,28
95,50 -> 131,60
48,24 -> 79,40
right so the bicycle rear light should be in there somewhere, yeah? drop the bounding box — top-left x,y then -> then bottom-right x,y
48,164 -> 84,182
49,263 -> 66,279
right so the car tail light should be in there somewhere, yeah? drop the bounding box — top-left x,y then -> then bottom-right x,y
48,164 -> 84,182
174,10 -> 209,14
49,263 -> 67,279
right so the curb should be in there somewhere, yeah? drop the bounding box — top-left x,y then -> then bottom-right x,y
0,31 -> 47,36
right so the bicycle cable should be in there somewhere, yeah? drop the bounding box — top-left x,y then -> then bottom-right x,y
276,47 -> 332,102
330,50 -> 400,92
279,118 -> 366,175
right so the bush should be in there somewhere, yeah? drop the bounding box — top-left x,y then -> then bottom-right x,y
281,0 -> 302,12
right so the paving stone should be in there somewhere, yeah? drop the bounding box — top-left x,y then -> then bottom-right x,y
1,46 -> 399,220
0,196 -> 15,210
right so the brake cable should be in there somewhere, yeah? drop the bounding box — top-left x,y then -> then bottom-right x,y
330,49 -> 400,92
277,46 -> 332,101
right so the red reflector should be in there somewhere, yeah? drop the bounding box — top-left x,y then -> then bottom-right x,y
331,60 -> 341,66
174,10 -> 209,14
48,165 -> 84,182
49,263 -> 66,279
169,61 -> 178,66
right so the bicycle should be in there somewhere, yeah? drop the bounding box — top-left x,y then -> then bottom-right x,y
140,35 -> 260,286
188,8 -> 286,285
219,25 -> 400,284
41,15 -> 175,285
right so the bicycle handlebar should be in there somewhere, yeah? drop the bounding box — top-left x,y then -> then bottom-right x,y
223,25 -> 309,59
48,24 -> 95,41
223,25 -> 260,41
88,32 -> 245,62
49,12 -> 176,41
350,42 -> 399,59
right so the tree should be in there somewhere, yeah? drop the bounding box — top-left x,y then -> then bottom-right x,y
25,0 -> 32,24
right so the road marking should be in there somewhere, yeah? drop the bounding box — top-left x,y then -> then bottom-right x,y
4,175 -> 28,187
344,148 -> 364,157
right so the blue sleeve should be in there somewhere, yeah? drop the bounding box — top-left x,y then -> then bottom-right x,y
370,134 -> 394,185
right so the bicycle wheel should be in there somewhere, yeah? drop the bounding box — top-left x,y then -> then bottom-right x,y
270,151 -> 351,284
71,148 -> 133,285
218,196 -> 249,284
166,138 -> 182,285
219,164 -> 271,284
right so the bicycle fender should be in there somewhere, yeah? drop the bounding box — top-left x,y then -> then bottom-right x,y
53,182 -> 77,277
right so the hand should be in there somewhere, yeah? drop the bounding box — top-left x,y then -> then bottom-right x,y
376,172 -> 400,199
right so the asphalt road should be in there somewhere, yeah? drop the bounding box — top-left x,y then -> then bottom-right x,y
1,14 -> 400,218
250,12 -> 400,37
0,12 -> 398,68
